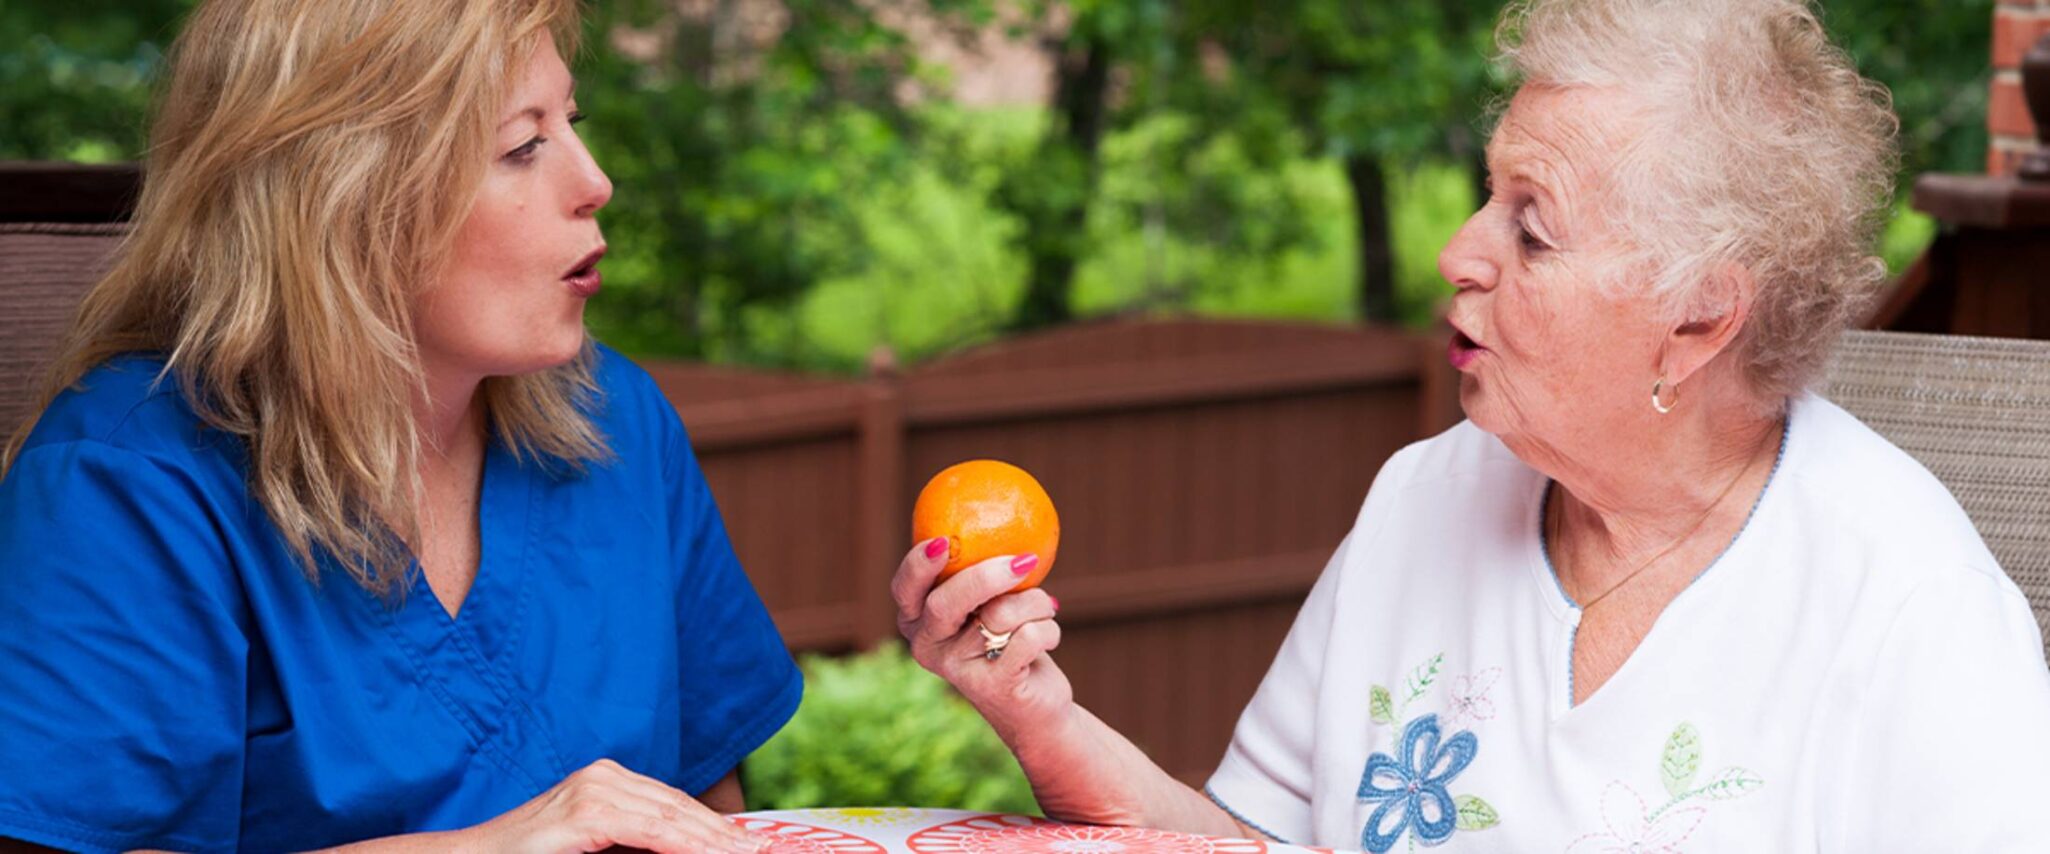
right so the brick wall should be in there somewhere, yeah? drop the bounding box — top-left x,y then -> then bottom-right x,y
1990,0 -> 2049,175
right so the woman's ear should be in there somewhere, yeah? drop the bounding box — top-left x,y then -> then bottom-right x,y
1661,263 -> 1756,386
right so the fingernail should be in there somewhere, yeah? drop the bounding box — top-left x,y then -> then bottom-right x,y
1049,595 -> 1060,613
925,537 -> 950,559
1011,554 -> 1038,577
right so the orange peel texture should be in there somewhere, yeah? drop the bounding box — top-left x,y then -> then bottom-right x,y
911,459 -> 1059,593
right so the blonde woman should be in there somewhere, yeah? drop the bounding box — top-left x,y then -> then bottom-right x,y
0,1 -> 794,852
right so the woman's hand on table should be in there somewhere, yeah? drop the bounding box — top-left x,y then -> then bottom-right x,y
458,759 -> 766,854
893,538 -> 1068,738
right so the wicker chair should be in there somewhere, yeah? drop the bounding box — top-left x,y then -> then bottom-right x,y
1821,329 -> 2050,660
0,222 -> 127,441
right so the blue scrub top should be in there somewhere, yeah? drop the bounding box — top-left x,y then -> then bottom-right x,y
0,346 -> 802,853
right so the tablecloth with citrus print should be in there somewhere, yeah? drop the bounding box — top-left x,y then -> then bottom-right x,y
730,809 -> 1348,854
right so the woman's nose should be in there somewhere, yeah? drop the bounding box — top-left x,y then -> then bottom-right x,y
569,141 -> 613,218
1438,211 -> 1498,292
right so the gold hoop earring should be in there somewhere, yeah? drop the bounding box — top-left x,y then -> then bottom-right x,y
1651,376 -> 1677,414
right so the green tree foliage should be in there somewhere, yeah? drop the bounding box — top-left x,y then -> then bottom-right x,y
1819,0 -> 1994,181
0,0 -> 193,161
980,0 -> 1356,327
572,0 -> 995,361
990,2 -> 1118,330
1161,0 -> 1503,322
0,0 -> 1996,368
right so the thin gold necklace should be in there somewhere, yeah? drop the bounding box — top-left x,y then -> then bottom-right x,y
1549,428 -> 1777,612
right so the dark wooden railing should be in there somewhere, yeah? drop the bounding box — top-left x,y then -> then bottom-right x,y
1872,32 -> 2050,339
0,161 -> 141,224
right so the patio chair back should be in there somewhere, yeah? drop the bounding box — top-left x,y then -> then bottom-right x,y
1822,329 -> 2050,660
0,222 -> 127,441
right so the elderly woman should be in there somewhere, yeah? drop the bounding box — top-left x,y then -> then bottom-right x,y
0,1 -> 794,852
892,1 -> 2050,850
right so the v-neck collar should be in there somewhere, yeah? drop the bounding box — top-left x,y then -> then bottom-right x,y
360,432 -> 559,788
1524,400 -> 1798,714
411,432 -> 538,659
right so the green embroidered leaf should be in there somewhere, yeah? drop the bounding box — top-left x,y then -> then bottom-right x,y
1403,653 -> 1445,704
1693,767 -> 1764,801
1660,723 -> 1702,797
1454,795 -> 1500,830
1370,685 -> 1395,725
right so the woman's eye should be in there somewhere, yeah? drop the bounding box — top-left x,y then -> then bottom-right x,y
567,110 -> 587,127
1515,208 -> 1550,254
506,137 -> 544,163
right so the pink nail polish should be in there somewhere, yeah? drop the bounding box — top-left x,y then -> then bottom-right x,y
925,537 -> 949,559
1012,554 -> 1039,576
1049,595 -> 1060,613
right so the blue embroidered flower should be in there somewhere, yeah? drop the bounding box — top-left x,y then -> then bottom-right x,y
1356,713 -> 1478,852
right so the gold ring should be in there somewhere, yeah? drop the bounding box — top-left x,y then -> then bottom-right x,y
977,622 -> 1014,660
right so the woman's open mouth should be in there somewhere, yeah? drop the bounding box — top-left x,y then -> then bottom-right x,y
563,246 -> 605,298
1448,329 -> 1485,370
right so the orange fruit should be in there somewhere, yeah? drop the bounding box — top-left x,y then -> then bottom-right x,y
911,459 -> 1059,593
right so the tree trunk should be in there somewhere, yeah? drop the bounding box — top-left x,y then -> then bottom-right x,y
1345,153 -> 1396,325
1444,121 -> 1491,214
1469,152 -> 1490,215
1012,33 -> 1112,330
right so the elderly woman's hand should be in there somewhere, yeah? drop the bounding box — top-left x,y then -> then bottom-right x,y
892,538 -> 1069,738
888,539 -> 1264,838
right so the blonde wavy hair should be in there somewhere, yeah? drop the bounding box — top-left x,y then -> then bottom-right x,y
1496,0 -> 1901,407
2,0 -> 607,594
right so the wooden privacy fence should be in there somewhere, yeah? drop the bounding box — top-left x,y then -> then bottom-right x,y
658,317 -> 1464,783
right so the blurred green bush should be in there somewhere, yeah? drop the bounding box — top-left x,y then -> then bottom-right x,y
742,643 -> 1040,815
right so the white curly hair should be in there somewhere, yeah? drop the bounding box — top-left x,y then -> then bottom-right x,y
1496,0 -> 1901,407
